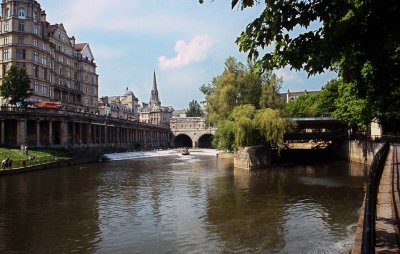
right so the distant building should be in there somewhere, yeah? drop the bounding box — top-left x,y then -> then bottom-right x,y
280,89 -> 320,103
0,0 -> 99,112
98,87 -> 139,120
172,109 -> 187,118
138,71 -> 174,127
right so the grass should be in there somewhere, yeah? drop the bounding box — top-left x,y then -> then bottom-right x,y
0,147 -> 71,170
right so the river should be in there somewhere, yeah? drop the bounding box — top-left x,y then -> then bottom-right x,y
0,149 -> 366,253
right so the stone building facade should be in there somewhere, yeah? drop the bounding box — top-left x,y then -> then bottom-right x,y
0,0 -> 98,112
98,87 -> 139,121
139,71 -> 173,127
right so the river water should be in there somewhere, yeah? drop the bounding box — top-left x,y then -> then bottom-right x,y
0,149 -> 366,253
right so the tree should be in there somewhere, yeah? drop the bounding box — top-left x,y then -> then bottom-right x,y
284,92 -> 321,118
255,108 -> 289,148
0,65 -> 32,105
201,0 -> 400,124
186,100 -> 204,117
201,57 -> 289,150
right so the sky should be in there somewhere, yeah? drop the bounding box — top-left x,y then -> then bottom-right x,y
39,0 -> 336,109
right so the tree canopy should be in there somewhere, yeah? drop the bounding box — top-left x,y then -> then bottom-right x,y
201,57 -> 289,151
0,65 -> 32,105
201,0 -> 400,124
186,100 -> 204,117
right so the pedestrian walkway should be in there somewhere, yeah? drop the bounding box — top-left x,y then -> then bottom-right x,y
375,145 -> 400,253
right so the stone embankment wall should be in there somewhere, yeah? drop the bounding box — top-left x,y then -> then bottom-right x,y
231,140 -> 383,170
234,146 -> 271,170
337,140 -> 383,165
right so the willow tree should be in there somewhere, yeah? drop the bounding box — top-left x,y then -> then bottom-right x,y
230,104 -> 257,147
256,108 -> 289,149
201,57 -> 287,151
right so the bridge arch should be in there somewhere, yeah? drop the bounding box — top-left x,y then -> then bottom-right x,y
173,134 -> 193,148
197,134 -> 214,148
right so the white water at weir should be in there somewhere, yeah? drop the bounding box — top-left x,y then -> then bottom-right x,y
102,149 -> 218,161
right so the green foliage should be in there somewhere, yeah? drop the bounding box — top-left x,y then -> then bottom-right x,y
0,65 -> 32,105
230,104 -> 257,147
201,57 -> 287,151
259,73 -> 284,110
186,100 -> 204,117
255,108 -> 289,148
208,0 -> 400,124
212,119 -> 235,151
333,81 -> 369,128
284,92 -> 321,118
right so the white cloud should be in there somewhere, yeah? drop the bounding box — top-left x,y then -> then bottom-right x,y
158,35 -> 215,70
275,68 -> 300,83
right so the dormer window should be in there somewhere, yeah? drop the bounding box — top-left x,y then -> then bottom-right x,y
18,8 -> 25,19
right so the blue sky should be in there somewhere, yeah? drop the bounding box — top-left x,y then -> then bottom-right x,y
39,0 -> 336,109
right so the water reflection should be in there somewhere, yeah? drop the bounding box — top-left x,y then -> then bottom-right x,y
0,155 -> 366,253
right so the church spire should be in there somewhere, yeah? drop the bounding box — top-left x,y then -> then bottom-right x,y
150,70 -> 161,107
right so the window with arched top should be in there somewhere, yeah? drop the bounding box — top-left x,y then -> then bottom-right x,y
18,8 -> 25,19
5,8 -> 10,17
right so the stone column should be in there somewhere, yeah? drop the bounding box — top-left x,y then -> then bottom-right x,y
36,120 -> 41,147
61,121 -> 69,147
72,122 -> 76,146
104,125 -> 109,144
93,125 -> 97,144
1,120 -> 5,145
87,123 -> 92,144
79,123 -> 83,145
49,121 -> 53,145
17,119 -> 27,146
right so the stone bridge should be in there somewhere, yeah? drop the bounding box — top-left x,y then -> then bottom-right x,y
170,117 -> 216,148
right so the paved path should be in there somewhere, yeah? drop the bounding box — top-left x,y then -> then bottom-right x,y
375,145 -> 400,253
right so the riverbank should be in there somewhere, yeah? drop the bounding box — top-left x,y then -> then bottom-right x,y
0,146 -> 101,176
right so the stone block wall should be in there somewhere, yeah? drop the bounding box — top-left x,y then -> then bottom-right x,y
234,145 -> 271,170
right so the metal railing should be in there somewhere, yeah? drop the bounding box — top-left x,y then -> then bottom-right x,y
361,140 -> 390,253
392,146 -> 400,238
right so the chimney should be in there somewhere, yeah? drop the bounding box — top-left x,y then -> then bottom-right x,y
70,36 -> 76,47
40,10 -> 47,23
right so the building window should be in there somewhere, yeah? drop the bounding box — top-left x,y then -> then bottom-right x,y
5,8 -> 10,18
18,8 -> 25,19
49,86 -> 53,97
41,55 -> 47,65
33,82 -> 38,93
33,26 -> 38,35
42,84 -> 47,95
18,36 -> 24,44
33,11 -> 38,22
3,49 -> 9,60
4,36 -> 8,45
42,43 -> 46,51
49,73 -> 53,83
4,22 -> 9,32
16,49 -> 26,60
33,39 -> 38,48
33,51 -> 39,62
33,66 -> 38,78
18,22 -> 24,32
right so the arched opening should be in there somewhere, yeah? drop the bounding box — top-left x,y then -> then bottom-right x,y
173,134 -> 192,148
198,134 -> 214,148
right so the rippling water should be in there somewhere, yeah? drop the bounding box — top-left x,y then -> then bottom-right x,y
0,150 -> 366,253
